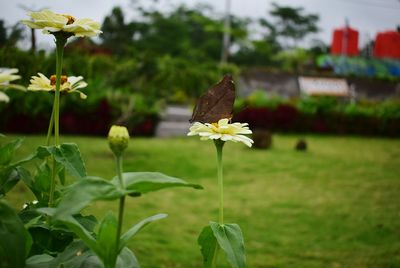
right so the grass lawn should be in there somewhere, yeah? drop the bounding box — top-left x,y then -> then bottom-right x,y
3,134 -> 400,268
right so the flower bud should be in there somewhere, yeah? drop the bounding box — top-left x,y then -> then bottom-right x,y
108,125 -> 129,156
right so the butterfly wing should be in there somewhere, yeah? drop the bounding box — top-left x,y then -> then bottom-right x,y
190,75 -> 235,123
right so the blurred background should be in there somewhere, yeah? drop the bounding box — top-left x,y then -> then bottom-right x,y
0,0 -> 399,138
1,1 -> 400,267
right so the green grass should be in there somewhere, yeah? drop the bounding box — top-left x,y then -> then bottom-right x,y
3,134 -> 400,268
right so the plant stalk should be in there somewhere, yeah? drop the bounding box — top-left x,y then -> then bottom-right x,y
116,155 -> 125,262
215,140 -> 224,224
46,105 -> 54,146
48,36 -> 67,208
211,140 -> 225,268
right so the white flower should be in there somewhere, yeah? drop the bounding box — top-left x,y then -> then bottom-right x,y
0,91 -> 9,103
0,68 -> 25,103
188,118 -> 254,147
28,73 -> 88,99
0,68 -> 21,84
21,10 -> 102,37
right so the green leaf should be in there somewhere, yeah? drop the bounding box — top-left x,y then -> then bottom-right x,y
36,146 -> 52,159
17,167 -> 43,201
94,213 -> 119,268
0,167 -> 20,197
210,222 -> 246,268
22,214 -> 75,256
0,201 -> 32,268
120,213 -> 167,250
55,143 -> 86,179
58,165 -> 66,185
26,240 -> 103,268
53,177 -> 122,218
9,153 -> 37,168
53,173 -> 200,218
0,138 -> 22,166
18,166 -> 34,190
116,247 -> 140,268
112,172 -> 203,195
198,225 -> 218,268
25,254 -> 54,268
36,143 -> 86,180
34,162 -> 51,193
52,240 -> 102,268
75,214 -> 98,233
38,208 -> 97,252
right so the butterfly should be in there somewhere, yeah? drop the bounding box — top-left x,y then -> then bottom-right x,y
189,75 -> 235,124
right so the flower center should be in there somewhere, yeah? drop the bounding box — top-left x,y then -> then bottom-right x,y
63,15 -> 76,25
50,75 -> 68,86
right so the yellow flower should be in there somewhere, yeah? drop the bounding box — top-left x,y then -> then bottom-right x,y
21,9 -> 102,37
108,125 -> 130,156
28,73 -> 88,99
188,118 -> 254,147
0,68 -> 25,103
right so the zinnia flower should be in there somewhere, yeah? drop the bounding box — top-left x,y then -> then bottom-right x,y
0,68 -> 25,103
0,68 -> 21,84
28,73 -> 88,99
188,118 -> 254,147
21,9 -> 102,37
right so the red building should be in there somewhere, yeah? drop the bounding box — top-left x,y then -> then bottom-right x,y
373,31 -> 400,59
331,27 -> 359,56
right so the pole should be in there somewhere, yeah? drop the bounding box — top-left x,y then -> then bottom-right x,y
221,0 -> 231,64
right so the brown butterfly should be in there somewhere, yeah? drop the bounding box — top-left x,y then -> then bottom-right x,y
189,75 -> 235,123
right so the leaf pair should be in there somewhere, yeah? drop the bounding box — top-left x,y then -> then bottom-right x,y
0,141 -> 85,198
198,222 -> 246,268
36,143 -> 86,180
37,207 -> 164,268
53,172 -> 202,219
33,171 -> 202,267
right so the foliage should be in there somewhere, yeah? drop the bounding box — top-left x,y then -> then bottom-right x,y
4,135 -> 400,267
234,93 -> 400,136
274,48 -> 313,73
0,19 -> 25,47
101,4 -> 249,62
263,2 -> 319,49
0,200 -> 32,268
199,222 -> 246,268
0,12 -> 203,268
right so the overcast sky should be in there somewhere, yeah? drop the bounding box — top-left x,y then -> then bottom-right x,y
0,0 -> 399,50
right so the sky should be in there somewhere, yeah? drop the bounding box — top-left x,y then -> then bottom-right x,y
0,0 -> 399,50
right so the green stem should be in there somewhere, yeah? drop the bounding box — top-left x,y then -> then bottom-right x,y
48,36 -> 67,208
211,140 -> 225,268
215,140 -> 224,224
46,105 -> 54,146
116,155 -> 125,262
53,37 -> 66,146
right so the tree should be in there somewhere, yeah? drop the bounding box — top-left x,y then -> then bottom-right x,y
0,20 -> 24,47
0,20 -> 7,46
101,7 -> 137,56
264,2 -> 319,49
101,4 -> 249,62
